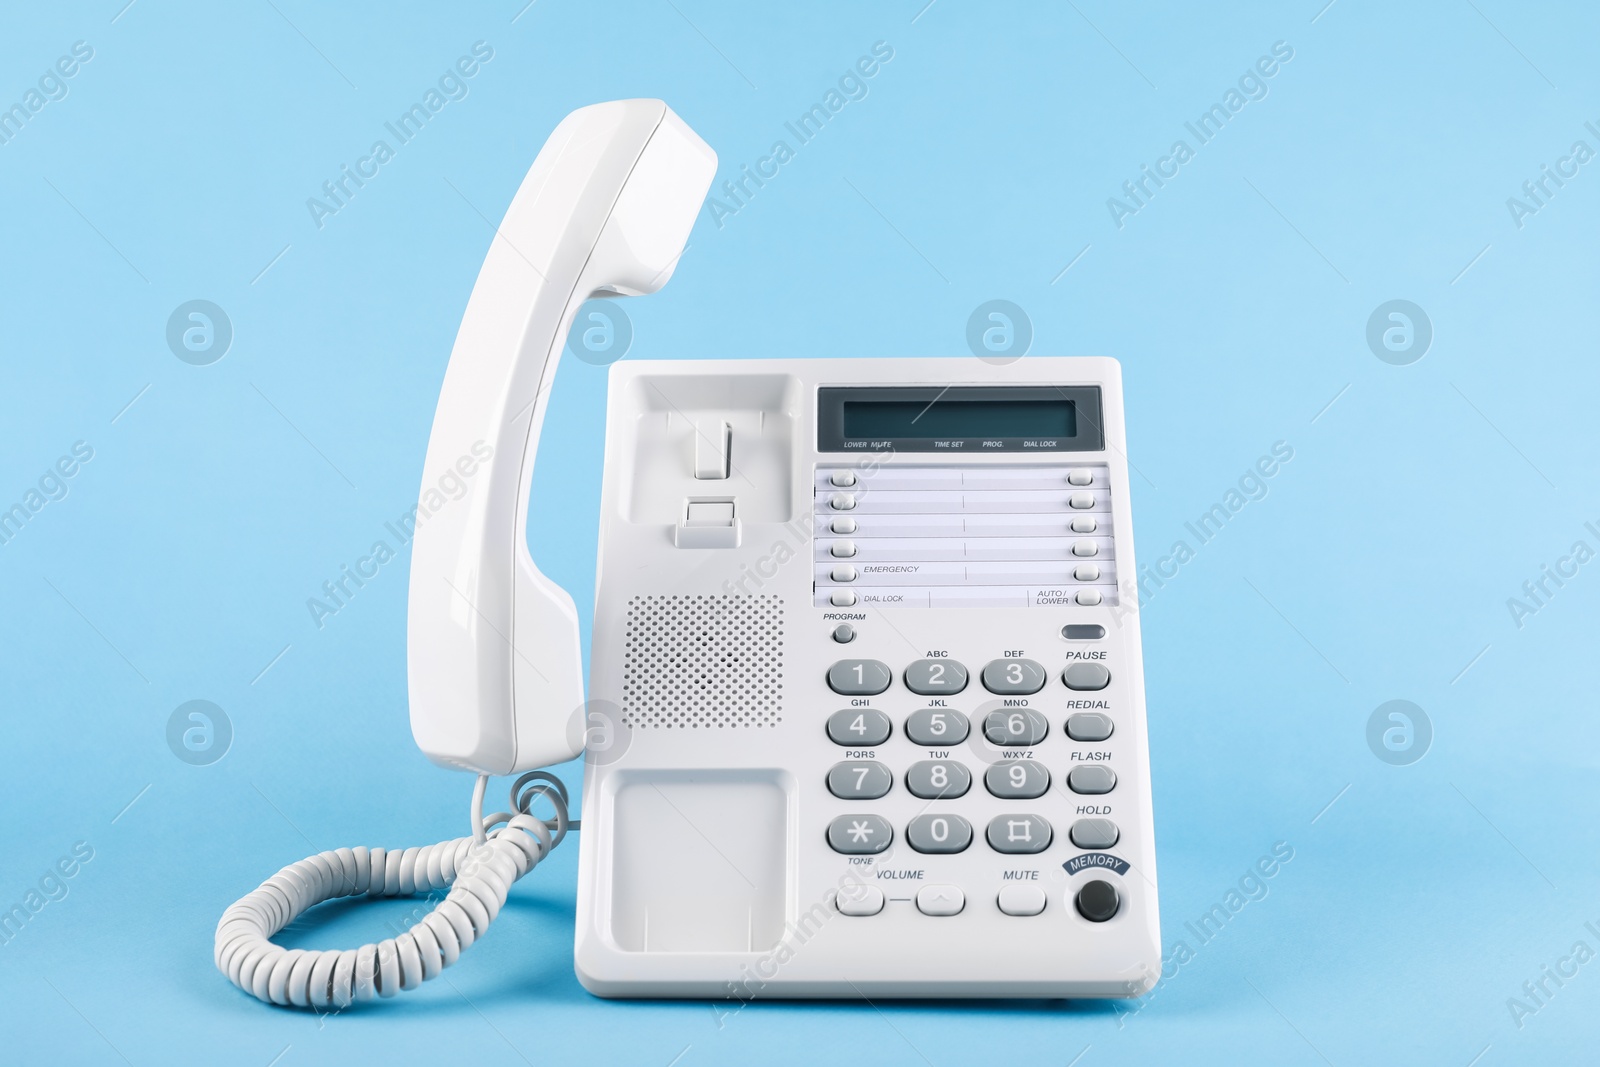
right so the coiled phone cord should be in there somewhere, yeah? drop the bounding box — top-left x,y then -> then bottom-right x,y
214,771 -> 574,1009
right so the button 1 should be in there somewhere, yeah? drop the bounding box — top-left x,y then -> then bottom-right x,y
830,590 -> 857,607
981,658 -> 1047,695
984,708 -> 1049,746
830,517 -> 858,534
1067,469 -> 1094,487
1069,818 -> 1120,849
1062,624 -> 1105,640
830,540 -> 857,558
915,884 -> 965,916
830,470 -> 858,487
826,708 -> 892,746
1070,516 -> 1097,534
906,813 -> 973,854
905,760 -> 971,800
1075,879 -> 1120,922
828,659 -> 892,695
1065,712 -> 1113,742
986,814 -> 1053,854
836,883 -> 883,916
827,814 -> 893,855
1075,589 -> 1103,606
904,658 -> 968,695
1067,765 -> 1117,794
1073,564 -> 1101,581
831,565 -> 858,582
984,760 -> 1050,799
829,493 -> 856,511
1063,662 -> 1111,691
997,884 -> 1047,916
1071,540 -> 1098,557
827,761 -> 893,800
831,623 -> 856,644
903,708 -> 970,746
1069,492 -> 1096,510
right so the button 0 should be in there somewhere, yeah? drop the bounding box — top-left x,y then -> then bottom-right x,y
1073,564 -> 1101,581
828,659 -> 891,695
836,883 -> 883,916
984,760 -> 1050,799
1067,469 -> 1094,487
1075,590 -> 1103,606
981,658 -> 1047,694
827,761 -> 893,800
830,565 -> 858,582
829,493 -> 857,511
906,813 -> 973,854
903,708 -> 970,746
826,708 -> 892,746
1068,765 -> 1117,794
984,709 -> 1049,746
915,884 -> 965,916
997,884 -> 1047,916
830,470 -> 858,487
986,814 -> 1053,854
1065,712 -> 1113,742
830,517 -> 858,535
828,814 -> 893,855
1069,492 -> 1096,510
1063,662 -> 1111,691
1075,879 -> 1120,922
1070,516 -> 1097,534
904,658 -> 968,695
1069,818 -> 1120,849
830,540 -> 857,558
1071,541 -> 1098,557
905,760 -> 971,800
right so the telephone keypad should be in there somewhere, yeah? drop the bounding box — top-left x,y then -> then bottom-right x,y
906,813 -> 973,854
828,659 -> 891,695
827,814 -> 893,854
983,708 -> 1049,746
827,761 -> 893,799
981,658 -> 1047,694
984,760 -> 1050,799
903,658 -> 968,695
826,708 -> 892,746
986,814 -> 1053,854
905,760 -> 971,799
903,708 -> 970,746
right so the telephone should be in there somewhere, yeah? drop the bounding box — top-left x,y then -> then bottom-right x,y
215,100 -> 1160,1008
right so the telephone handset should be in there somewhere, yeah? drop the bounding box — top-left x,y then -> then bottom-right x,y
215,100 -> 717,1008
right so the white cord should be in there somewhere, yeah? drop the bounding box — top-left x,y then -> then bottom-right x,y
215,771 -> 574,1009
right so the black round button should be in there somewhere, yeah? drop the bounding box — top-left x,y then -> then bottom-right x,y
1075,879 -> 1120,922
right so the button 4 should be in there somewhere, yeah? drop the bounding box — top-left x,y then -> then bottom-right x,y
826,708 -> 892,746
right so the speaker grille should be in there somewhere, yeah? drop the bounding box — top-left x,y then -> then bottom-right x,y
621,595 -> 785,728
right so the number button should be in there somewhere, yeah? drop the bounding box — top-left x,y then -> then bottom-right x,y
905,760 -> 971,799
1065,712 -> 1113,742
984,760 -> 1050,799
826,708 -> 892,746
903,658 -> 968,695
904,708 -> 970,746
828,659 -> 892,695
981,658 -> 1047,695
827,761 -> 893,800
906,813 -> 973,854
983,708 -> 1049,746
986,814 -> 1053,854
827,814 -> 893,855
1067,765 -> 1117,794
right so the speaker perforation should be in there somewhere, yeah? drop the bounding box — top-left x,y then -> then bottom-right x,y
621,595 -> 784,728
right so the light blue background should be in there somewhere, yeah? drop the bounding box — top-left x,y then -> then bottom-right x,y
3,1 -> 1597,1063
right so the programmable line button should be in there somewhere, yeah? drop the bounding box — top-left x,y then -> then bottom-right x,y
906,813 -> 973,854
836,883 -> 883,916
828,814 -> 893,855
1069,818 -> 1120,849
828,659 -> 892,695
903,708 -> 970,746
986,814 -> 1053,854
1065,712 -> 1113,742
826,761 -> 893,800
904,658 -> 968,695
981,658 -> 1048,695
1063,662 -> 1111,691
905,760 -> 971,800
1067,765 -> 1117,794
984,760 -> 1050,799
826,708 -> 892,746
984,708 -> 1049,747
915,884 -> 965,916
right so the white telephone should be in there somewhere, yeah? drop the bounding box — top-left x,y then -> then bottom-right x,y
215,100 -> 1160,1008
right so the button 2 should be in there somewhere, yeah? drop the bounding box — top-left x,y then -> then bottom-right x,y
828,659 -> 891,695
827,814 -> 893,854
904,658 -> 968,695
826,708 -> 892,746
981,658 -> 1047,695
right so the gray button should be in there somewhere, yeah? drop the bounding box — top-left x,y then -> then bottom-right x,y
827,761 -> 893,800
827,814 -> 893,854
1075,589 -> 1102,606
1070,516 -> 1097,533
1063,662 -> 1111,691
1073,564 -> 1100,581
1068,765 -> 1117,794
1067,469 -> 1094,486
984,708 -> 1049,746
986,814 -> 1053,854
826,708 -> 892,746
906,813 -> 973,854
1071,540 -> 1098,557
1062,624 -> 1105,640
828,659 -> 892,695
830,470 -> 857,487
905,760 -> 971,799
829,493 -> 856,511
830,540 -> 857,558
830,517 -> 858,534
984,760 -> 1050,799
904,658 -> 968,695
1075,879 -> 1120,922
1069,492 -> 1095,510
1069,818 -> 1120,849
832,623 -> 856,644
904,708 -> 970,746
831,565 -> 858,582
981,658 -> 1047,695
1065,712 -> 1113,742
915,884 -> 965,916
